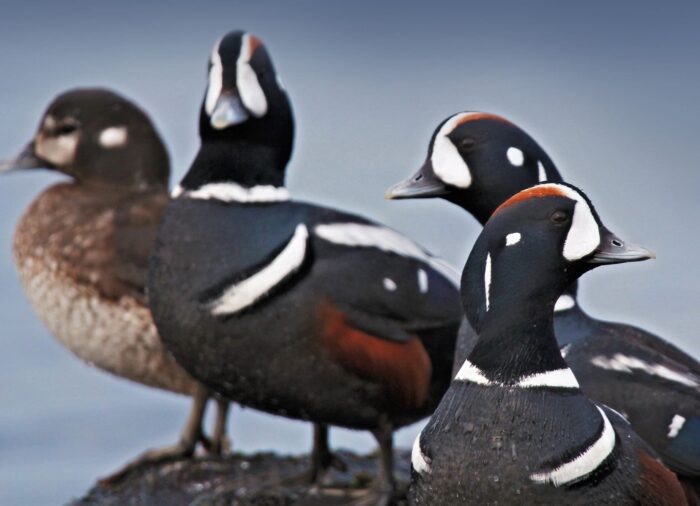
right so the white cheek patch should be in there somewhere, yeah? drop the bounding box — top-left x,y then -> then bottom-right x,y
36,133 -> 78,167
484,253 -> 492,311
507,147 -> 524,166
505,232 -> 521,246
430,113 -> 473,189
205,38 -> 224,116
536,183 -> 601,261
237,33 -> 268,118
98,126 -> 128,148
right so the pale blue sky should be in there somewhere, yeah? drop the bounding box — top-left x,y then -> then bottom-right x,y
1,1 -> 699,504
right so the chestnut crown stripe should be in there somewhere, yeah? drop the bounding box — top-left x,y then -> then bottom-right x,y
492,185 -> 569,216
451,111 -> 513,128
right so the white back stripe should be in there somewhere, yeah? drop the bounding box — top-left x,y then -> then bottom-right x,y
208,224 -> 308,315
313,223 -> 459,286
668,415 -> 686,438
411,434 -> 432,475
590,353 -> 700,388
530,406 -> 615,487
176,182 -> 290,203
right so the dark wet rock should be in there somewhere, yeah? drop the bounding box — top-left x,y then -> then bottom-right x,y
68,450 -> 411,505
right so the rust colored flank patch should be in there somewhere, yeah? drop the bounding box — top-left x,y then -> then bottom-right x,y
319,301 -> 431,411
636,449 -> 689,506
492,185 -> 569,217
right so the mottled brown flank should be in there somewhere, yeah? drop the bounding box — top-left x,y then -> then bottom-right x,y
455,112 -> 513,128
319,301 -> 431,411
13,182 -> 199,395
637,449 -> 689,505
248,34 -> 262,60
492,185 -> 569,216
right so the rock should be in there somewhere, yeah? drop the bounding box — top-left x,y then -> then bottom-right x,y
68,450 -> 411,505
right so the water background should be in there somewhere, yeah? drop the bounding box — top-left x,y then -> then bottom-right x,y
1,1 -> 699,504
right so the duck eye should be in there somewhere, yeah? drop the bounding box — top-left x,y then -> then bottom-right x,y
54,122 -> 78,136
459,137 -> 477,151
550,210 -> 570,224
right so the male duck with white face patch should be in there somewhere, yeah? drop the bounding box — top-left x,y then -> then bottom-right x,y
409,183 -> 687,505
149,30 -> 462,503
0,88 -> 231,482
388,111 -> 700,501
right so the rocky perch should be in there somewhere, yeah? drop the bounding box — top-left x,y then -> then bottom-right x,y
68,450 -> 411,505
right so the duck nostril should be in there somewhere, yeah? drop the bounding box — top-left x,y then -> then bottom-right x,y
612,239 -> 623,247
414,174 -> 424,182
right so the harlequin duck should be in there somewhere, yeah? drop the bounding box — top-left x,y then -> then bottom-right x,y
387,111 -> 700,500
409,182 -> 687,505
148,31 -> 461,502
0,88 -> 230,481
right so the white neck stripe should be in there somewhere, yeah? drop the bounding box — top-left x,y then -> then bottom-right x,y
530,406 -> 616,486
455,360 -> 580,389
173,182 -> 290,203
208,224 -> 308,315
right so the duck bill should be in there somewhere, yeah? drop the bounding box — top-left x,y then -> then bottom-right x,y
586,228 -> 655,265
210,91 -> 249,130
385,161 -> 450,200
0,143 -> 50,173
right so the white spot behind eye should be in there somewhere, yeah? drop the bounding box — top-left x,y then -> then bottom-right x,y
537,161 -> 548,182
484,253 -> 492,311
505,232 -> 521,246
237,33 -> 268,117
98,126 -> 128,148
383,278 -> 397,292
205,38 -> 224,116
507,147 -> 524,166
430,113 -> 473,189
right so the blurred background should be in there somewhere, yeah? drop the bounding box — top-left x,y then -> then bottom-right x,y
1,1 -> 698,504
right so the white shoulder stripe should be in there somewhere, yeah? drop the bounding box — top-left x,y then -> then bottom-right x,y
313,223 -> 459,286
454,359 -> 579,389
175,182 -> 290,203
208,224 -> 308,315
530,406 -> 616,486
411,434 -> 432,475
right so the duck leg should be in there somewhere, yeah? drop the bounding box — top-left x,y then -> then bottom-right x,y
99,384 -> 210,486
207,395 -> 231,455
352,419 -> 396,506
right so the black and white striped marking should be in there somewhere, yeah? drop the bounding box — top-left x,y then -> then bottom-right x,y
590,353 -> 700,388
172,182 -> 291,203
454,359 -> 580,389
207,224 -> 308,315
530,406 -> 616,486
